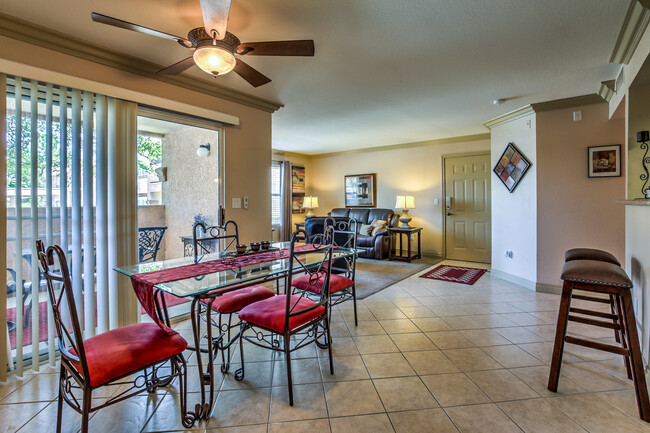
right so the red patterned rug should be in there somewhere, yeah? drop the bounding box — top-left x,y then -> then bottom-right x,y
419,265 -> 487,285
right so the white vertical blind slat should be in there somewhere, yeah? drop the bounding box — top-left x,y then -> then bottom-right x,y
29,80 -> 39,372
45,83 -> 55,366
82,91 -> 95,339
107,98 -> 118,330
95,95 -> 108,334
71,90 -> 83,327
13,78 -> 23,376
59,88 -> 69,258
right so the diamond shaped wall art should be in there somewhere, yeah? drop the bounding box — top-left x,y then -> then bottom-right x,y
493,143 -> 531,193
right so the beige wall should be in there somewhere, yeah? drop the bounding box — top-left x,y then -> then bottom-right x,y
536,103 -> 625,288
161,126 -> 221,258
490,113 -> 538,287
307,138 -> 491,256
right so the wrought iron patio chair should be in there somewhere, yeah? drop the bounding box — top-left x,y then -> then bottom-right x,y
36,240 -> 190,433
192,220 -> 274,374
138,226 -> 167,263
236,227 -> 335,405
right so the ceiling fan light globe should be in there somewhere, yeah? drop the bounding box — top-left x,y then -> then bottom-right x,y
193,45 -> 236,75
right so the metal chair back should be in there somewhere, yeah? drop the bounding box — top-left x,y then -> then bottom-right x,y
35,240 -> 90,382
325,216 -> 358,279
285,226 -> 334,332
192,220 -> 239,256
138,226 -> 167,263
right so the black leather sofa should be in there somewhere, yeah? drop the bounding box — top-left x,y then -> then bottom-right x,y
304,208 -> 400,259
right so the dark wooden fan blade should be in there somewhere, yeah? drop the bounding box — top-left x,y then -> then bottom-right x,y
233,59 -> 271,87
91,12 -> 193,47
157,57 -> 196,75
237,40 -> 314,56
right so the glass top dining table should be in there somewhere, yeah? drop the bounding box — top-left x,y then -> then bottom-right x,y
115,241 -> 360,299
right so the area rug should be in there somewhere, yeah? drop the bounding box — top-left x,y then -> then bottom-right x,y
355,256 -> 442,299
419,265 -> 486,285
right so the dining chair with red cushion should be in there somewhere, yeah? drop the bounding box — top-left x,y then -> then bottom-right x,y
292,217 -> 359,325
236,227 -> 336,405
36,241 -> 191,433
192,219 -> 275,374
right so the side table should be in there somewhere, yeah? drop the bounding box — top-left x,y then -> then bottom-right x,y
388,227 -> 422,262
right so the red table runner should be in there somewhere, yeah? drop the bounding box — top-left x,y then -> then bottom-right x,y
130,245 -> 317,335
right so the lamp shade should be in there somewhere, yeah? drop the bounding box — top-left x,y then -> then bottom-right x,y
395,195 -> 415,209
302,196 -> 319,209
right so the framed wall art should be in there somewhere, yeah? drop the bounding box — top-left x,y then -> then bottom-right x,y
493,143 -> 531,193
587,144 -> 621,178
344,173 -> 376,207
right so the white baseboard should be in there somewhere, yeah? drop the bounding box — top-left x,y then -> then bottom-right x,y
491,269 -> 562,294
490,269 -> 536,291
535,282 -> 562,295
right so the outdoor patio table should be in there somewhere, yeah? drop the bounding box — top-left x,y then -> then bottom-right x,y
115,241 -> 358,426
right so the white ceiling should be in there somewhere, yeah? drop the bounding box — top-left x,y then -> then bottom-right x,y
1,0 -> 628,154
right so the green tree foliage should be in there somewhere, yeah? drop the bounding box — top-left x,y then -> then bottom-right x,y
137,135 -> 162,174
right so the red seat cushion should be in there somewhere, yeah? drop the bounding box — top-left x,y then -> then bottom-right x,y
291,272 -> 354,295
200,285 -> 275,314
72,323 -> 187,387
238,295 -> 325,333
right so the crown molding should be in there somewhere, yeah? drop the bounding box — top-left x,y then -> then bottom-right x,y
609,0 -> 650,65
483,105 -> 535,130
484,94 -> 607,129
290,133 -> 491,159
0,13 -> 283,113
530,94 -> 605,112
271,150 -> 312,160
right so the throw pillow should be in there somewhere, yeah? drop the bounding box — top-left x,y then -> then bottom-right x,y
370,219 -> 387,236
359,224 -> 373,236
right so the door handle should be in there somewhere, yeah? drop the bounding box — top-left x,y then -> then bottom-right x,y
446,212 -> 454,216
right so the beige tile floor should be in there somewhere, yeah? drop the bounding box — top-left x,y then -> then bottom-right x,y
2,260 -> 650,432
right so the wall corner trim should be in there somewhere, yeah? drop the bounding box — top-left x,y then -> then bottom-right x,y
609,0 -> 650,65
0,12 -> 283,113
489,269 -> 537,292
483,106 -> 535,130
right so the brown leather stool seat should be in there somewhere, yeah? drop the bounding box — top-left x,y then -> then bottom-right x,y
548,259 -> 649,421
564,248 -> 620,266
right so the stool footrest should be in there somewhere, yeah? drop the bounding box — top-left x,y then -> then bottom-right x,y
572,294 -> 611,304
569,307 -> 617,320
565,335 -> 629,356
568,314 -> 620,330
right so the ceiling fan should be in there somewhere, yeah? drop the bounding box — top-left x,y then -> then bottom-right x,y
91,0 -> 314,87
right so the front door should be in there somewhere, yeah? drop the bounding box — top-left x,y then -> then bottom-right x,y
444,154 -> 491,263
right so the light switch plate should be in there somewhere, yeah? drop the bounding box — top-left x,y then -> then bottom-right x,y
433,198 -> 439,205
232,197 -> 241,209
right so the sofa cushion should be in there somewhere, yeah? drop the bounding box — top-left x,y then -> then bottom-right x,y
349,209 -> 370,224
357,235 -> 375,248
370,219 -> 387,236
359,224 -> 373,236
330,208 -> 350,218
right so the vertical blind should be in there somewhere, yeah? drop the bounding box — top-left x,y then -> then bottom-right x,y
4,76 -> 133,375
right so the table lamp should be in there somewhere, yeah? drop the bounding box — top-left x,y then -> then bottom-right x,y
302,196 -> 319,217
395,195 -> 415,229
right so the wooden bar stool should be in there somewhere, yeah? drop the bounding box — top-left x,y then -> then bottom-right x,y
548,259 -> 650,421
563,248 -> 631,379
